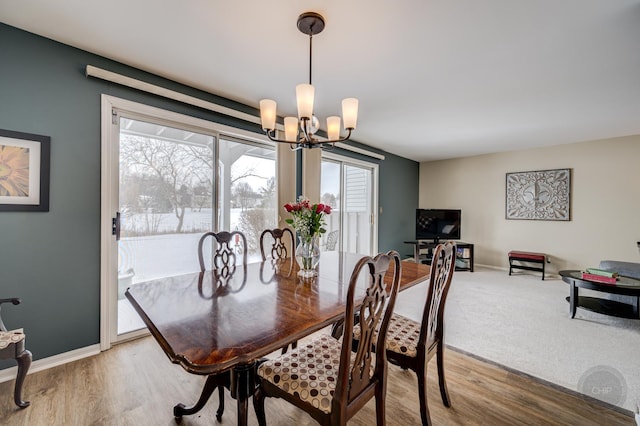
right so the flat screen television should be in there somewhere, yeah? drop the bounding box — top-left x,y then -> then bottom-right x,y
415,209 -> 461,241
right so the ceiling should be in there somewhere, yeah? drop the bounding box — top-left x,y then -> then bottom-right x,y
2,0 -> 640,162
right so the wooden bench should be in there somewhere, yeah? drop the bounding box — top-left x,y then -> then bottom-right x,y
508,251 -> 547,280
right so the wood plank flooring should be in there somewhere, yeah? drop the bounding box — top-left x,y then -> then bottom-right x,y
0,334 -> 634,425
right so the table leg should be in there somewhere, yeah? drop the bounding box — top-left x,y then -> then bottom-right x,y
569,282 -> 578,318
174,373 -> 228,420
231,363 -> 256,426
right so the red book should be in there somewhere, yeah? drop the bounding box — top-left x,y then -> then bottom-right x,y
581,272 -> 617,284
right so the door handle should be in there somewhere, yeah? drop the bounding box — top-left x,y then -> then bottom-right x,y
112,212 -> 121,241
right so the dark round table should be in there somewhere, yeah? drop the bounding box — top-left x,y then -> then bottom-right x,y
559,270 -> 640,319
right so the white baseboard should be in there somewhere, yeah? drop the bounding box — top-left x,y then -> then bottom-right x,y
476,263 -> 506,271
0,344 -> 101,384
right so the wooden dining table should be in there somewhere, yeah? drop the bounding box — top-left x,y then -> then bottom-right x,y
125,251 -> 430,425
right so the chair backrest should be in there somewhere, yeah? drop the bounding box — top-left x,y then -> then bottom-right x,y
0,298 -> 21,332
419,241 -> 456,349
259,228 -> 295,261
198,231 -> 248,274
333,251 -> 402,413
325,230 -> 339,251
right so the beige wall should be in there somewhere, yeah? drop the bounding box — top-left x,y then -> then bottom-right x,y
419,135 -> 640,274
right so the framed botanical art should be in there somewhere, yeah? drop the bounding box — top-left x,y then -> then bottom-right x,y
0,129 -> 51,212
505,168 -> 571,221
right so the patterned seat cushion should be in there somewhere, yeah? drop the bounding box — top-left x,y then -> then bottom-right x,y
258,334 -> 370,414
0,328 -> 25,350
354,314 -> 420,358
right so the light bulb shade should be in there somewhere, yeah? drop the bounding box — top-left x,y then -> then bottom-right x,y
296,84 -> 315,119
260,99 -> 277,131
326,116 -> 341,141
342,98 -> 359,129
284,117 -> 299,142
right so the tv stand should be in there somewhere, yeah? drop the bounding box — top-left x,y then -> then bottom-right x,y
405,240 -> 474,272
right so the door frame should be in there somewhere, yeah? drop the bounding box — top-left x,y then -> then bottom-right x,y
321,151 -> 379,255
99,95 -> 271,350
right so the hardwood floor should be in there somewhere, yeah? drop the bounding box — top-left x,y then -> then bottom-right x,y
0,334 -> 634,425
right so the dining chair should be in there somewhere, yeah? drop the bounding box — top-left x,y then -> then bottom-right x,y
175,231 -> 248,422
323,230 -> 339,251
198,230 -> 247,285
259,227 -> 295,261
0,298 -> 31,408
259,227 -> 297,353
368,241 -> 456,426
253,250 -> 402,426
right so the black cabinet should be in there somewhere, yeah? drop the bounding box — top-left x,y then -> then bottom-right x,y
405,241 -> 474,272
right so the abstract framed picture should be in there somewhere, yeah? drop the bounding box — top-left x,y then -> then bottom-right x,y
505,168 -> 571,221
0,129 -> 50,212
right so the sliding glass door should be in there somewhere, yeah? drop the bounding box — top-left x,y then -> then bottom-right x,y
102,96 -> 276,344
320,153 -> 378,255
116,117 -> 216,335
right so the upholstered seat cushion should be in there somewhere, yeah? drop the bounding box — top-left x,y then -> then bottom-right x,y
0,329 -> 25,350
258,334 -> 343,414
258,334 -> 376,414
354,314 -> 421,358
508,251 -> 546,262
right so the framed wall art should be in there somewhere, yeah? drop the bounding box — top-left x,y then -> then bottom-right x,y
0,129 -> 51,212
505,168 -> 571,221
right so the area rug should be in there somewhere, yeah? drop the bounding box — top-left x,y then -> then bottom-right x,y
394,267 -> 640,414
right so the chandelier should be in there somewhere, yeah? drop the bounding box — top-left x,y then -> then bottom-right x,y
259,12 -> 359,150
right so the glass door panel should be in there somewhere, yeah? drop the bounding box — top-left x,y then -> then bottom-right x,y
218,137 -> 277,263
321,156 -> 376,256
117,117 -> 214,335
320,160 -> 341,252
343,164 -> 372,255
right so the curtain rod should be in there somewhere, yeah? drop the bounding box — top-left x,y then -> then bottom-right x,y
85,65 -> 384,160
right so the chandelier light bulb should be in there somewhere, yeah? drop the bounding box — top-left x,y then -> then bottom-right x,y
342,98 -> 359,130
259,99 -> 277,131
326,116 -> 341,141
284,117 -> 299,142
296,84 -> 315,119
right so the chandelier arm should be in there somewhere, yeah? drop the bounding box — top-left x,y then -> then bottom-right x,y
264,129 -> 310,148
264,125 -> 353,149
300,117 -> 312,143
265,130 -> 294,144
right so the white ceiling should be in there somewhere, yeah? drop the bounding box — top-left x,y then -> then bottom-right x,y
2,0 -> 640,162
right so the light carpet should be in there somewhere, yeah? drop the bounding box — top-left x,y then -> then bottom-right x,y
394,266 -> 640,414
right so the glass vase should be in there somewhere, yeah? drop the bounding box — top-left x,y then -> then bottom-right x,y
295,235 -> 321,278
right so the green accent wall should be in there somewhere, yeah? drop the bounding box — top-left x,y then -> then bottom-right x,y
0,23 -> 418,368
